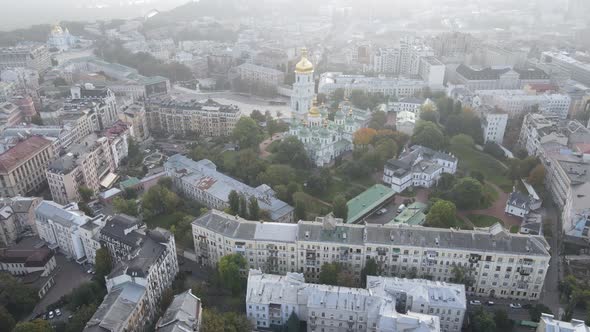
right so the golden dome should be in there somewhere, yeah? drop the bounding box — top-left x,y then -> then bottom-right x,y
308,105 -> 321,117
51,24 -> 63,34
295,48 -> 314,74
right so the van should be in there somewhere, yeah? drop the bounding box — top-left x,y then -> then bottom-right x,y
397,204 -> 406,213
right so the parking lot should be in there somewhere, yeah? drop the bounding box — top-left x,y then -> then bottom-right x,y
364,201 -> 401,224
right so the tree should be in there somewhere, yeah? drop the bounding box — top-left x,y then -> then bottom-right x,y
201,309 -> 252,332
361,258 -> 379,287
471,171 -> 485,184
0,272 -> 38,319
493,309 -> 514,331
450,134 -> 474,147
65,281 -> 106,311
95,247 -> 112,281
369,111 -> 388,130
248,196 -> 260,220
218,254 -> 247,294
437,173 -> 456,191
112,197 -> 138,216
239,195 -> 248,219
411,120 -> 445,150
233,117 -> 263,150
250,110 -> 266,123
257,164 -> 297,187
53,77 -> 67,86
319,263 -> 340,285
450,177 -> 484,209
332,195 -> 348,220
30,114 -> 43,125
420,109 -> 439,123
78,185 -> 94,203
272,137 -> 311,169
285,312 -> 300,332
228,190 -> 240,215
142,184 -> 181,218
64,304 -> 97,332
157,176 -> 173,189
472,308 -> 496,332
425,200 -> 457,228
331,88 -> 345,105
353,128 -> 377,146
13,319 -> 53,332
450,266 -> 474,286
0,305 -> 15,332
527,164 -> 545,187
483,142 -> 505,160
294,194 -> 307,221
529,304 -> 553,322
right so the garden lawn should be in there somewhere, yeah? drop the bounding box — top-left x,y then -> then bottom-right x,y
466,214 -> 504,227
510,225 -> 520,233
450,143 -> 513,193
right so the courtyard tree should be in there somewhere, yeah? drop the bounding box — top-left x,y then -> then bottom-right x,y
361,258 -> 379,287
425,200 -> 457,228
248,196 -> 260,220
228,190 -> 240,215
233,117 -> 263,150
13,319 -> 53,332
95,247 -> 112,281
450,177 -> 484,209
411,120 -> 445,150
239,194 -> 248,219
0,305 -> 15,332
332,195 -> 348,220
218,254 -> 247,294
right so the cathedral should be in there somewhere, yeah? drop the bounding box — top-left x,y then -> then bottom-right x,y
47,24 -> 77,51
288,48 -> 370,167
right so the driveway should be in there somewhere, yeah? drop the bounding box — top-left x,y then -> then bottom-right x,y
259,132 -> 286,158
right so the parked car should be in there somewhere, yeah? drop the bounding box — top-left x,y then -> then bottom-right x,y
55,309 -> 62,316
469,300 -> 482,305
509,303 -> 522,309
48,311 -> 54,319
376,208 -> 388,215
486,301 -> 495,306
397,204 -> 406,213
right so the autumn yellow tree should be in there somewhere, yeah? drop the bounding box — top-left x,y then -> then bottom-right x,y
353,128 -> 377,147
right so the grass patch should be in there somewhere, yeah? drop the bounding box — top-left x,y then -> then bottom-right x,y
510,225 -> 520,233
293,192 -> 332,218
450,143 -> 513,193
466,214 -> 504,227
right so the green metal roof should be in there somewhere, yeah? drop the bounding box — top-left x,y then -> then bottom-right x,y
392,202 -> 427,225
346,184 -> 395,224
119,177 -> 140,189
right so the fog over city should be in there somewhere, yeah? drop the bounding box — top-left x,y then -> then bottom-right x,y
0,0 -> 589,332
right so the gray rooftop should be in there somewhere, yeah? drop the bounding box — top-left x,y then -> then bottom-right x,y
156,290 -> 201,332
84,282 -> 146,332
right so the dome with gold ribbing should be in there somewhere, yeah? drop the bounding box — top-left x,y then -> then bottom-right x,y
308,97 -> 321,117
295,47 -> 314,74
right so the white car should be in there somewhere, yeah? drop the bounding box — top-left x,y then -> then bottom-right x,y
469,300 -> 482,305
55,308 -> 62,316
48,311 -> 54,319
509,303 -> 522,309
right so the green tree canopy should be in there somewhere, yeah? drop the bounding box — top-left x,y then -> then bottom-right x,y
0,272 -> 37,319
493,309 -> 514,331
450,134 -> 474,147
218,254 -> 247,294
318,262 -> 341,285
0,305 -> 15,332
248,196 -> 260,220
228,190 -> 240,215
272,137 -> 311,169
64,304 -> 97,332
472,308 -> 496,332
112,197 -> 139,216
239,195 -> 248,219
425,200 -> 457,228
411,120 -> 445,150
233,117 -> 263,150
361,258 -> 379,287
450,177 -> 484,209
257,164 -> 297,187
13,319 -> 53,332
78,185 -> 94,203
201,309 -> 252,332
332,195 -> 348,220
95,247 -> 112,281
293,193 -> 307,221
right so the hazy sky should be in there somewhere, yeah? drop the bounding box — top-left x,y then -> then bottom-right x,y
0,0 -> 189,31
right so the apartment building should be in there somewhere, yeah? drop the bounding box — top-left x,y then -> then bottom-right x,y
391,97 -> 434,114
46,133 -> 116,205
2,125 -> 77,151
366,276 -> 466,332
146,97 -> 241,137
35,200 -> 107,264
538,51 -> 590,86
86,228 -> 179,332
120,103 -> 149,140
318,73 -> 427,98
372,48 -> 401,74
479,107 -> 508,144
66,84 -> 119,130
165,154 -> 294,222
383,145 -> 458,193
537,313 -> 589,332
246,269 -> 441,332
0,44 -> 51,72
0,102 -> 23,130
454,64 -> 550,91
155,289 -> 202,332
0,136 -> 55,197
103,121 -> 130,169
193,210 -> 550,301
99,214 -> 143,262
472,90 -> 571,119
419,56 -> 446,88
0,247 -> 57,298
237,63 -> 285,86
0,196 -> 41,246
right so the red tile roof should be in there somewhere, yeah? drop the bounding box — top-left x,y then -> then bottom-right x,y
0,136 -> 52,173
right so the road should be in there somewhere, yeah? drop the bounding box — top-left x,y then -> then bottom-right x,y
466,296 -> 533,321
539,200 -> 563,317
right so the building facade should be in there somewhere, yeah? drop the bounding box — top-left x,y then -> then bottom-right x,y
0,44 -> 51,72
0,196 -> 41,246
237,63 -> 284,86
0,136 -> 55,197
193,210 -> 550,301
480,108 -> 508,144
318,73 -> 427,99
120,103 -> 149,141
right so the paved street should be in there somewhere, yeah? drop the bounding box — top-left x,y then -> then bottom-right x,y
466,296 -> 534,322
539,200 -> 563,317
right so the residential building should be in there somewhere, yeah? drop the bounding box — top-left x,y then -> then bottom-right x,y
0,247 -> 57,298
383,145 -> 458,193
479,107 -> 508,144
165,155 -> 294,222
366,276 -> 466,332
0,82 -> 15,102
86,227 -> 178,331
46,133 -> 116,205
318,72 -> 427,98
237,63 -> 284,86
120,103 -> 149,140
538,51 -> 590,87
430,32 -> 477,59
1,125 -> 76,151
12,95 -> 38,121
246,269 -> 441,332
67,84 -> 119,129
155,289 -> 202,332
103,121 -> 130,169
346,184 -> 395,224
35,200 -> 107,264
419,57 -> 446,88
0,44 -> 51,72
372,48 -> 401,74
0,102 -> 23,130
391,98 -> 434,114
0,136 -> 55,197
537,314 -> 589,332
396,110 -> 417,136
0,196 -> 41,246
288,101 -> 370,167
146,97 -> 240,137
505,192 -> 533,218
472,90 -> 571,119
99,214 -> 143,262
193,210 -> 550,300
454,64 -> 550,91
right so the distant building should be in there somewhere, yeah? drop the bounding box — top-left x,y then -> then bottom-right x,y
0,102 -> 23,130
479,107 -> 508,144
67,84 -> 119,130
538,51 -> 590,86
391,97 -> 434,114
472,90 -> 571,119
383,145 -> 458,193
0,44 -> 51,72
246,269 -> 441,332
165,155 -> 294,222
119,103 -> 149,140
0,136 -> 55,197
155,289 -> 202,332
454,64 -> 550,91
0,196 -> 41,246
146,97 -> 240,137
318,72 -> 427,98
47,24 -> 77,51
396,110 -> 417,136
237,63 -> 284,86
